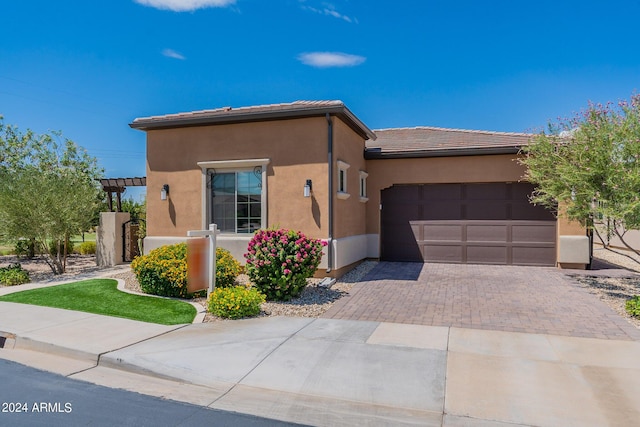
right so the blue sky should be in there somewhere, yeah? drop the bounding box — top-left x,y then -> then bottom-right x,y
2,0 -> 639,201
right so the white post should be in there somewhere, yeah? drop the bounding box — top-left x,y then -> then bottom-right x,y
187,224 -> 219,299
208,223 -> 217,298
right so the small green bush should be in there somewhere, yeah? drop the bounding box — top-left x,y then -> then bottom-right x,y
14,239 -> 35,258
626,296 -> 640,317
216,247 -> 242,288
207,286 -> 265,319
48,239 -> 74,257
245,228 -> 325,301
78,241 -> 97,255
131,243 -> 190,298
0,264 -> 30,286
131,243 -> 242,298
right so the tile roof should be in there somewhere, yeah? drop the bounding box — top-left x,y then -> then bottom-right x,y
366,126 -> 533,159
130,100 -> 376,140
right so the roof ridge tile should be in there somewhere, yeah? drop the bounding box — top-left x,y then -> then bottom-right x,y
373,125 -> 533,137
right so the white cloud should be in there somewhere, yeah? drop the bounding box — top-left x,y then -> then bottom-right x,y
135,0 -> 235,12
298,52 -> 366,68
162,48 -> 186,60
300,2 -> 357,23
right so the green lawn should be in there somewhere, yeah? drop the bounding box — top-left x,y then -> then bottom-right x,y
72,232 -> 96,243
0,279 -> 196,325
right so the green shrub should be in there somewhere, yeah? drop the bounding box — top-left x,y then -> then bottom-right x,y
245,228 -> 325,301
48,239 -> 74,257
131,243 -> 242,298
78,241 -> 97,255
207,286 -> 265,319
626,296 -> 640,317
14,239 -> 35,258
216,247 -> 242,288
131,243 -> 189,298
0,264 -> 30,286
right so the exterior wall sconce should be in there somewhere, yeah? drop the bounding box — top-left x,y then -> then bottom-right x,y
304,179 -> 312,197
161,184 -> 169,201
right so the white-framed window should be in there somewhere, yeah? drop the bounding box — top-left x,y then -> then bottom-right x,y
198,159 -> 269,234
359,170 -> 368,202
337,160 -> 350,200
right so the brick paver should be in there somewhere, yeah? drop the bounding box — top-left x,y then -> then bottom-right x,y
322,262 -> 640,340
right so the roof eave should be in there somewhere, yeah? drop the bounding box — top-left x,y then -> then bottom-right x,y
130,104 -> 377,140
364,146 -> 522,160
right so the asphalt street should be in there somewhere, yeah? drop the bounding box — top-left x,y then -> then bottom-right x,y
0,359 -> 306,427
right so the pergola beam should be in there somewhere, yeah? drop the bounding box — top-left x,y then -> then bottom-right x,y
99,177 -> 146,212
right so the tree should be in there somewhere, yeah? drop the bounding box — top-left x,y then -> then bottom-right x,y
120,197 -> 146,222
520,94 -> 640,256
0,118 -> 103,274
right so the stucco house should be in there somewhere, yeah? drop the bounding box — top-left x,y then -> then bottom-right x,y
130,100 -> 590,276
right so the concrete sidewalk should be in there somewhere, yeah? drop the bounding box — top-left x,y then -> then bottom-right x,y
1,301 -> 640,427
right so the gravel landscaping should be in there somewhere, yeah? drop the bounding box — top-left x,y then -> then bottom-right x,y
574,247 -> 640,329
110,260 -> 379,322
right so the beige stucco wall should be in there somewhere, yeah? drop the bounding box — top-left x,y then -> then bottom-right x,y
146,117 -> 332,240
332,118 -> 368,239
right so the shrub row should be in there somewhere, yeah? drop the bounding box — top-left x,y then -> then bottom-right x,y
12,239 -> 95,257
132,227 -> 324,319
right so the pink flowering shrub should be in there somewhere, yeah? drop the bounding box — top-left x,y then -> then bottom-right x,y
245,228 -> 326,301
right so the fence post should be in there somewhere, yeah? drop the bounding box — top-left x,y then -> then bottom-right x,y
208,223 -> 217,299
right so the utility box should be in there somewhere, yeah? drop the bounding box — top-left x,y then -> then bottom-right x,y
558,235 -> 590,264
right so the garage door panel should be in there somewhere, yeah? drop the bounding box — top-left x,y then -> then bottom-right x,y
512,224 -> 555,243
383,223 -> 417,241
421,223 -> 464,241
388,244 -> 423,262
467,224 -> 507,242
422,184 -> 463,199
511,202 -> 555,220
512,247 -> 556,266
422,202 -> 462,220
385,204 -> 420,219
383,185 -> 421,202
467,245 -> 508,264
422,244 -> 463,263
465,201 -> 509,220
465,183 -> 508,200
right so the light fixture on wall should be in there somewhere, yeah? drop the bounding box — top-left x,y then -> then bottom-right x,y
304,179 -> 312,197
161,184 -> 170,201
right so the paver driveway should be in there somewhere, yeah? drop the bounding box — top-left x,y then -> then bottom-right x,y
322,262 -> 640,340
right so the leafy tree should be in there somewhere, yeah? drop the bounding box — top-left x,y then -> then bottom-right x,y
520,94 -> 640,256
120,197 -> 146,222
0,118 -> 103,274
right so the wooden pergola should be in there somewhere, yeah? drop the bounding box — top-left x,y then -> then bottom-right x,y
99,177 -> 146,212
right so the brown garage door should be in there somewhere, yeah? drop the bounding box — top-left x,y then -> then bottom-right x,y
380,183 -> 556,266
